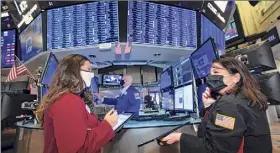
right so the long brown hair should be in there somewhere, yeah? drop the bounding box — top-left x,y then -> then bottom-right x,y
213,57 -> 268,110
36,54 -> 94,126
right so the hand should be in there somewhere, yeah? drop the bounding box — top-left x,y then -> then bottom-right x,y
104,109 -> 118,128
202,87 -> 216,108
161,133 -> 182,144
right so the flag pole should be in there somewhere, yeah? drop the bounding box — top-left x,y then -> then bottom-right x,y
15,55 -> 36,80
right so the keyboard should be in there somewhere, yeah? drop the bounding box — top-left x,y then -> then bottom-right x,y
136,114 -> 170,121
163,115 -> 189,121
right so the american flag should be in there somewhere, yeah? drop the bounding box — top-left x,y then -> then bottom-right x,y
6,57 -> 30,82
115,42 -> 122,55
215,113 -> 235,130
124,42 -> 131,54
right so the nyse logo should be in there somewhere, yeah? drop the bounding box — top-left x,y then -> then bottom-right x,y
268,35 -> 276,42
14,1 -> 28,15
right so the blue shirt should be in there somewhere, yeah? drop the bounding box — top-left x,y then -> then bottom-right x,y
103,86 -> 141,117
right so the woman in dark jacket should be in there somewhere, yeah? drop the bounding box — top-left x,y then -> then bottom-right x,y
161,57 -> 272,153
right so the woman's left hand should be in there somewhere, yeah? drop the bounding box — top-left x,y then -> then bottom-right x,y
161,133 -> 182,144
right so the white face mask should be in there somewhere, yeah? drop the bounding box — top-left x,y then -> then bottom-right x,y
80,70 -> 95,87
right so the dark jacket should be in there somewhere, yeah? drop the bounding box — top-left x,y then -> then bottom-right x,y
44,93 -> 114,153
103,86 -> 141,117
180,92 -> 272,153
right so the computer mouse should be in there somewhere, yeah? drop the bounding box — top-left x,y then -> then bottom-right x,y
156,139 -> 169,146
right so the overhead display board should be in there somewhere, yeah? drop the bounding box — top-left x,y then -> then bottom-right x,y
47,1 -> 119,50
127,1 -> 197,49
1,30 -> 16,68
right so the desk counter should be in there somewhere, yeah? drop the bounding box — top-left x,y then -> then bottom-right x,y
15,118 -> 201,153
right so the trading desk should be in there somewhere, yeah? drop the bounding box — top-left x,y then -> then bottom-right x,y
15,118 -> 200,153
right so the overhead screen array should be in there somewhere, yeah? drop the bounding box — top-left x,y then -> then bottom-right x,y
201,14 -> 225,55
1,30 -> 16,68
47,1 -> 119,50
127,1 -> 197,49
19,14 -> 43,63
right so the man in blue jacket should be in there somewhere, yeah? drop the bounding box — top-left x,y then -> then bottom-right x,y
101,75 -> 141,117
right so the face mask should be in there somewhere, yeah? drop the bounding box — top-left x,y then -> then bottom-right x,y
120,79 -> 125,86
80,70 -> 94,87
206,75 -> 227,93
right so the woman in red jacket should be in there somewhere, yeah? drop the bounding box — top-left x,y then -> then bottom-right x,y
36,54 -> 118,153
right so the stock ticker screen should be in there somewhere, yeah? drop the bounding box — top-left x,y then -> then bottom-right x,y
47,1 -> 119,50
19,14 -> 43,63
173,58 -> 192,87
1,30 -> 16,68
160,67 -> 173,90
127,1 -> 197,49
201,14 -> 225,56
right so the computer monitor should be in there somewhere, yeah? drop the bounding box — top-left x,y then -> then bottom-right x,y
41,53 -> 59,86
222,40 -> 277,72
1,93 -> 37,120
255,72 -> 280,105
191,37 -> 218,79
174,83 -> 194,111
173,58 -> 192,87
91,76 -> 99,93
160,67 -> 173,90
102,74 -> 122,86
161,90 -> 174,110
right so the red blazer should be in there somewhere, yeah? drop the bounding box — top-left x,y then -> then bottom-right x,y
44,93 -> 115,153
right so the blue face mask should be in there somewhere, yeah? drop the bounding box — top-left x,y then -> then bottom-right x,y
120,80 -> 125,86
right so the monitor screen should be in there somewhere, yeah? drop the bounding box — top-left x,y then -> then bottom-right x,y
127,1 -> 197,49
201,14 -> 225,56
224,15 -> 238,41
19,14 -> 43,63
91,76 -> 99,93
161,90 -> 174,110
174,84 -> 193,111
191,38 -> 218,79
173,58 -> 192,87
47,1 -> 119,50
103,74 -> 122,86
41,53 -> 59,86
1,30 -> 16,68
160,67 -> 173,90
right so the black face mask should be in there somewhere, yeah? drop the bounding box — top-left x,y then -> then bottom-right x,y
206,75 -> 227,93
120,80 -> 125,86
